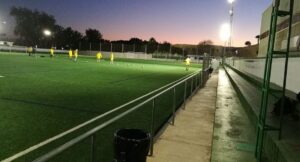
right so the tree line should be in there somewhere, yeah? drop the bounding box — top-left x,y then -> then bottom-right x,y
10,7 -> 220,55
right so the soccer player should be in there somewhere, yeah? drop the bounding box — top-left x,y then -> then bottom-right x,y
110,52 -> 114,64
50,47 -> 54,58
69,49 -> 73,60
96,52 -> 102,62
185,57 -> 191,71
27,46 -> 33,56
74,49 -> 78,62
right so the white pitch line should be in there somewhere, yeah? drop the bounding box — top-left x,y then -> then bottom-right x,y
1,71 -> 199,162
0,75 -> 4,78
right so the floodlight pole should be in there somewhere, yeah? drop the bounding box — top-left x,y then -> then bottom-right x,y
229,0 -> 234,54
110,43 -> 113,52
222,41 -> 227,64
169,45 -> 172,54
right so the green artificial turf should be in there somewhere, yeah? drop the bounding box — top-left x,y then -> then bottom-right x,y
0,52 -> 201,161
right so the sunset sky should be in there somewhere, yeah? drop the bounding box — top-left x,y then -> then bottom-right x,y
0,0 -> 272,47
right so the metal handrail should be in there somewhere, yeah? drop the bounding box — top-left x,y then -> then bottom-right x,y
32,70 -> 205,162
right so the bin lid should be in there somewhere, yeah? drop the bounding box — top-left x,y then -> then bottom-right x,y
115,129 -> 150,142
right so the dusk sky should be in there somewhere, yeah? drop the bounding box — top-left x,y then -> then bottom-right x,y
0,0 -> 272,47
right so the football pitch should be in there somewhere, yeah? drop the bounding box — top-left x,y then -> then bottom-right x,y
0,52 -> 201,161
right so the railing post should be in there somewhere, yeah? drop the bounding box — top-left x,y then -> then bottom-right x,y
149,99 -> 156,156
201,70 -> 204,87
183,80 -> 187,109
172,87 -> 176,125
199,72 -> 202,88
195,74 -> 198,89
197,73 -> 200,88
90,135 -> 96,162
190,77 -> 193,95
192,76 -> 195,94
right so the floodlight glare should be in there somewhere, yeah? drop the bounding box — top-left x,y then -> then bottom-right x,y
228,0 -> 235,4
43,29 -> 51,36
219,23 -> 231,42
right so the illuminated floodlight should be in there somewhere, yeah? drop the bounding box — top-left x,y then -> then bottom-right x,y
229,9 -> 233,16
43,29 -> 51,36
219,23 -> 231,42
228,0 -> 235,4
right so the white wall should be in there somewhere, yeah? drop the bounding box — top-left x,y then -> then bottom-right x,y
226,57 -> 300,93
79,51 -> 152,59
0,45 -> 68,53
258,0 -> 300,57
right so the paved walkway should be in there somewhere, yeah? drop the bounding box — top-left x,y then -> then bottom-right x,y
147,73 -> 218,162
211,69 -> 256,162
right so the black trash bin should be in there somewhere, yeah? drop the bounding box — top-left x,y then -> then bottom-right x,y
114,129 -> 151,162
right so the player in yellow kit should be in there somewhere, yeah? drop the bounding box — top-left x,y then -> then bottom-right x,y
69,49 -> 73,60
27,46 -> 33,56
96,52 -> 102,62
110,52 -> 114,64
74,49 -> 78,62
185,57 -> 191,71
50,47 -> 54,58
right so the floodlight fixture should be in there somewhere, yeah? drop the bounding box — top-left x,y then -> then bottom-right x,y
220,23 -> 230,42
43,29 -> 51,36
229,9 -> 233,16
228,0 -> 235,4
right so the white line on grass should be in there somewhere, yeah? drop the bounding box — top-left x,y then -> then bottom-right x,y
0,75 -> 4,78
1,70 -> 199,162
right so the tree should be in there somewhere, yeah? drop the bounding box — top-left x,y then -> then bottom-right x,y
245,41 -> 252,47
198,40 -> 213,55
54,27 -> 83,49
10,7 -> 57,46
160,41 -> 171,53
128,38 -> 143,52
147,37 -> 158,53
84,28 -> 102,42
128,37 -> 143,45
149,37 -> 157,44
198,40 -> 213,46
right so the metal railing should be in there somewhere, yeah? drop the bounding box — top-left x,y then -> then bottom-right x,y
29,69 -> 209,162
